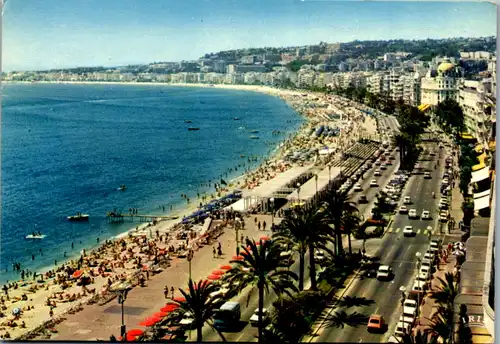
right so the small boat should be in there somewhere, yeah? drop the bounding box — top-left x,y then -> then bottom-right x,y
25,232 -> 46,239
234,117 -> 240,120
67,213 -> 89,222
188,127 -> 200,131
117,184 -> 127,191
250,130 -> 259,133
238,126 -> 245,130
184,120 -> 192,123
250,136 -> 260,140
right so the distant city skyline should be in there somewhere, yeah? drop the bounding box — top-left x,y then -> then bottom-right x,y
3,0 -> 496,72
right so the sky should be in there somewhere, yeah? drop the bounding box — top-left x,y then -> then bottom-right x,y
2,0 -> 497,72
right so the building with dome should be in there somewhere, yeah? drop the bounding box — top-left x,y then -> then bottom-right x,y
420,58 -> 462,106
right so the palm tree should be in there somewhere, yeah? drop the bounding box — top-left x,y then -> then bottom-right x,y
224,239 -> 298,343
429,272 -> 459,309
399,329 -> 439,344
323,188 -> 358,256
172,279 -> 225,342
341,206 -> 363,255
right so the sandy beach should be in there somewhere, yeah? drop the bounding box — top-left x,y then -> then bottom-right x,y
0,83 -> 379,340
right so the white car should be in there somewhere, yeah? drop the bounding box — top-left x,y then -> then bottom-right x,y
440,211 -> 448,221
249,308 -> 269,326
399,206 -> 408,214
394,321 -> 412,339
403,226 -> 414,237
420,265 -> 431,277
403,196 -> 412,205
419,268 -> 431,280
424,172 -> 431,179
421,260 -> 432,270
408,209 -> 418,219
398,314 -> 416,328
423,252 -> 435,262
403,299 -> 418,316
374,169 -> 381,176
413,281 -> 427,293
376,265 -> 393,280
421,210 -> 431,220
354,184 -> 362,192
370,179 -> 378,187
314,250 -> 326,263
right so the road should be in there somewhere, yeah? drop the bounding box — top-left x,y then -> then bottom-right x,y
312,140 -> 445,343
198,138 -> 402,342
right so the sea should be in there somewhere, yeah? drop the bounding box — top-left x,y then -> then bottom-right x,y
0,83 -> 303,284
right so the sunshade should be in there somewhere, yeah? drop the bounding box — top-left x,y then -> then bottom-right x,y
173,296 -> 186,303
220,265 -> 232,270
72,270 -> 84,279
127,329 -> 144,337
207,274 -> 221,280
232,255 -> 244,260
160,304 -> 179,312
138,316 -> 162,327
211,270 -> 224,275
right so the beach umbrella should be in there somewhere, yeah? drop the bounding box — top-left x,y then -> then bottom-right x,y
126,334 -> 138,342
127,329 -> 144,337
220,265 -> 232,270
153,311 -> 169,318
173,296 -> 186,303
207,274 -> 221,281
161,305 -> 178,313
255,241 -> 262,246
138,316 -> 162,327
211,270 -> 224,275
260,236 -> 271,241
72,270 -> 84,279
232,255 -> 244,261
12,308 -> 21,316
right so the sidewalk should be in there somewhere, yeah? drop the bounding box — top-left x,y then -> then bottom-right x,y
415,250 -> 457,333
46,215 -> 273,340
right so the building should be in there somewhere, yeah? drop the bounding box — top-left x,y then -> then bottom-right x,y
420,59 -> 461,106
367,73 -> 384,94
213,61 -> 227,73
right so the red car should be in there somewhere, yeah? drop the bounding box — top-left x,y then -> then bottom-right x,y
367,314 -> 385,333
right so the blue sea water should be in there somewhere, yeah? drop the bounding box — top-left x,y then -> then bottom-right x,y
0,83 -> 302,283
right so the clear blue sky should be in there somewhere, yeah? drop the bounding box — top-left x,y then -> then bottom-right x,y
3,0 -> 496,72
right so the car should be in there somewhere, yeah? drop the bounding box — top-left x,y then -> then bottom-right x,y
416,272 -> 430,285
403,226 -> 414,237
403,196 -> 412,204
408,209 -> 418,219
421,210 -> 431,220
389,155 -> 396,160
314,250 -> 326,263
440,211 -> 448,221
420,265 -> 431,276
358,195 -> 368,204
423,172 -> 431,179
249,308 -> 269,326
376,265 -> 393,280
370,179 -> 378,187
413,281 -> 427,293
421,259 -> 433,270
398,314 -> 416,328
374,169 -> 381,176
354,184 -> 362,192
380,165 -> 387,170
375,160 -> 381,166
394,321 -> 412,339
423,252 -> 435,263
419,268 -> 431,280
367,314 -> 385,332
403,299 -> 418,316
386,160 -> 392,165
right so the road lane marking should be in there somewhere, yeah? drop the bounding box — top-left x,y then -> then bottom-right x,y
395,228 -> 401,233
388,228 -> 393,233
417,229 -> 421,234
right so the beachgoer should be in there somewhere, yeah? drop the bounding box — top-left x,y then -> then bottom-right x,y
213,247 -> 216,258
263,221 -> 266,231
170,286 -> 175,299
258,222 -> 261,230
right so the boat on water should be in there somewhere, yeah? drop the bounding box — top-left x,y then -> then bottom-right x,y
67,213 -> 89,222
188,127 -> 200,131
250,135 -> 260,139
117,184 -> 127,191
25,232 -> 46,239
234,117 -> 240,120
184,120 -> 193,123
250,130 -> 259,133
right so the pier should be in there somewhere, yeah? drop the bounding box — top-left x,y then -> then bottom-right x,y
106,212 -> 179,223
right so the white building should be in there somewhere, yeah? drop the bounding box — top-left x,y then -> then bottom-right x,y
420,59 -> 460,106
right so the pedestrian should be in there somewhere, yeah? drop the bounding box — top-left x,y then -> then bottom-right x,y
49,307 -> 54,318
254,217 -> 257,224
170,286 -> 175,299
164,285 -> 169,299
258,221 -> 261,230
263,221 -> 266,231
213,247 -> 217,258
217,246 -> 222,257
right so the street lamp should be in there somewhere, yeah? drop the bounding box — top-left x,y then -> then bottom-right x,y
296,183 -> 301,204
315,174 -> 318,195
187,248 -> 194,282
415,252 -> 422,317
328,165 -> 332,184
234,221 -> 240,256
113,282 -> 132,337
270,198 -> 275,229
399,286 -> 407,335
362,238 -> 366,259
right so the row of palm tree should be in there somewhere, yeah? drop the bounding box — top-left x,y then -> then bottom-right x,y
161,186 -> 363,343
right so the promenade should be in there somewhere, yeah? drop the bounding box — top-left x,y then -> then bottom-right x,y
46,215 -> 274,340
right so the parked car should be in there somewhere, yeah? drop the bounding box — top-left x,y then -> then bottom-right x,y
421,210 -> 431,220
424,172 -> 431,179
367,315 -> 385,333
370,179 -> 378,187
374,169 -> 381,176
399,206 -> 408,214
377,265 -> 393,280
403,196 -> 412,205
359,195 -> 368,204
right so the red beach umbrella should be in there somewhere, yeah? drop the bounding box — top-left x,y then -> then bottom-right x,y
207,274 -> 221,281
72,270 -> 84,279
127,329 -> 144,337
138,316 -> 162,327
211,270 -> 224,275
255,241 -> 261,246
173,296 -> 186,303
160,304 -> 178,312
232,255 -> 244,260
126,334 -> 138,341
260,235 -> 271,241
220,265 -> 232,270
153,311 -> 169,318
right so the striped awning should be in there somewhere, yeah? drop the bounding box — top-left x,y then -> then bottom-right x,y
473,194 -> 490,210
471,167 -> 490,183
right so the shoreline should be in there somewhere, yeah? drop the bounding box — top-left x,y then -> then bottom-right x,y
1,83 -> 365,340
